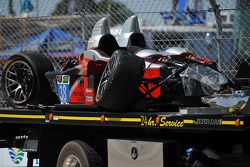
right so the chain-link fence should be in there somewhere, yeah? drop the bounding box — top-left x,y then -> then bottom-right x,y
0,0 -> 249,107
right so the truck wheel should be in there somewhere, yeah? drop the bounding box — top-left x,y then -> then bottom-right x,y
56,140 -> 103,167
96,50 -> 145,111
1,52 -> 56,107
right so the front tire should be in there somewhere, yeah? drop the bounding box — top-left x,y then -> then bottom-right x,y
96,50 -> 145,111
56,140 -> 103,167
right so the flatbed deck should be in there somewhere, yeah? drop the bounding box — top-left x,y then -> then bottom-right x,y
0,105 -> 249,132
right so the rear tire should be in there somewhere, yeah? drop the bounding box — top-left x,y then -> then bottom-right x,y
56,140 -> 103,167
1,52 -> 56,107
96,50 -> 145,111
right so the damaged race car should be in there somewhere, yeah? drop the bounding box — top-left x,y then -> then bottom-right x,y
1,15 -> 250,111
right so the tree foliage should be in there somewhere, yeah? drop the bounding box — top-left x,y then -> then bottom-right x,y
95,0 -> 134,25
52,0 -> 68,16
52,0 -> 133,25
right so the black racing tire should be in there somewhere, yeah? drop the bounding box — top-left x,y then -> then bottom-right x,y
56,140 -> 103,167
1,52 -> 56,107
96,49 -> 145,111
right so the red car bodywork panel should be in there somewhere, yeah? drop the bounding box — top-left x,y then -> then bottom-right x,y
141,68 -> 162,98
68,59 -> 106,105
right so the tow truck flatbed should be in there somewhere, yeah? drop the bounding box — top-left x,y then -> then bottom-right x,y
0,106 -> 249,132
0,104 -> 250,167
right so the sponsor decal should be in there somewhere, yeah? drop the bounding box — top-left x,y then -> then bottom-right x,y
131,147 -> 138,160
141,116 -> 184,127
8,148 -> 24,165
195,119 -> 222,125
160,117 -> 184,127
141,116 -> 157,126
57,75 -> 70,84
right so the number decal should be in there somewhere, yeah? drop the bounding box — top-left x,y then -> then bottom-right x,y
57,75 -> 70,104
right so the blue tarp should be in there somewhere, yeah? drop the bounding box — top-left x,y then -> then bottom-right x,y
0,28 -> 84,60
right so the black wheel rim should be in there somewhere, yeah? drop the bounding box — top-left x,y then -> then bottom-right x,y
4,60 -> 34,104
96,55 -> 118,102
63,155 -> 82,167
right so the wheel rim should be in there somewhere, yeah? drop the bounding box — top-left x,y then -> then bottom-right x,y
63,155 -> 82,167
4,60 -> 34,104
96,54 -> 118,101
